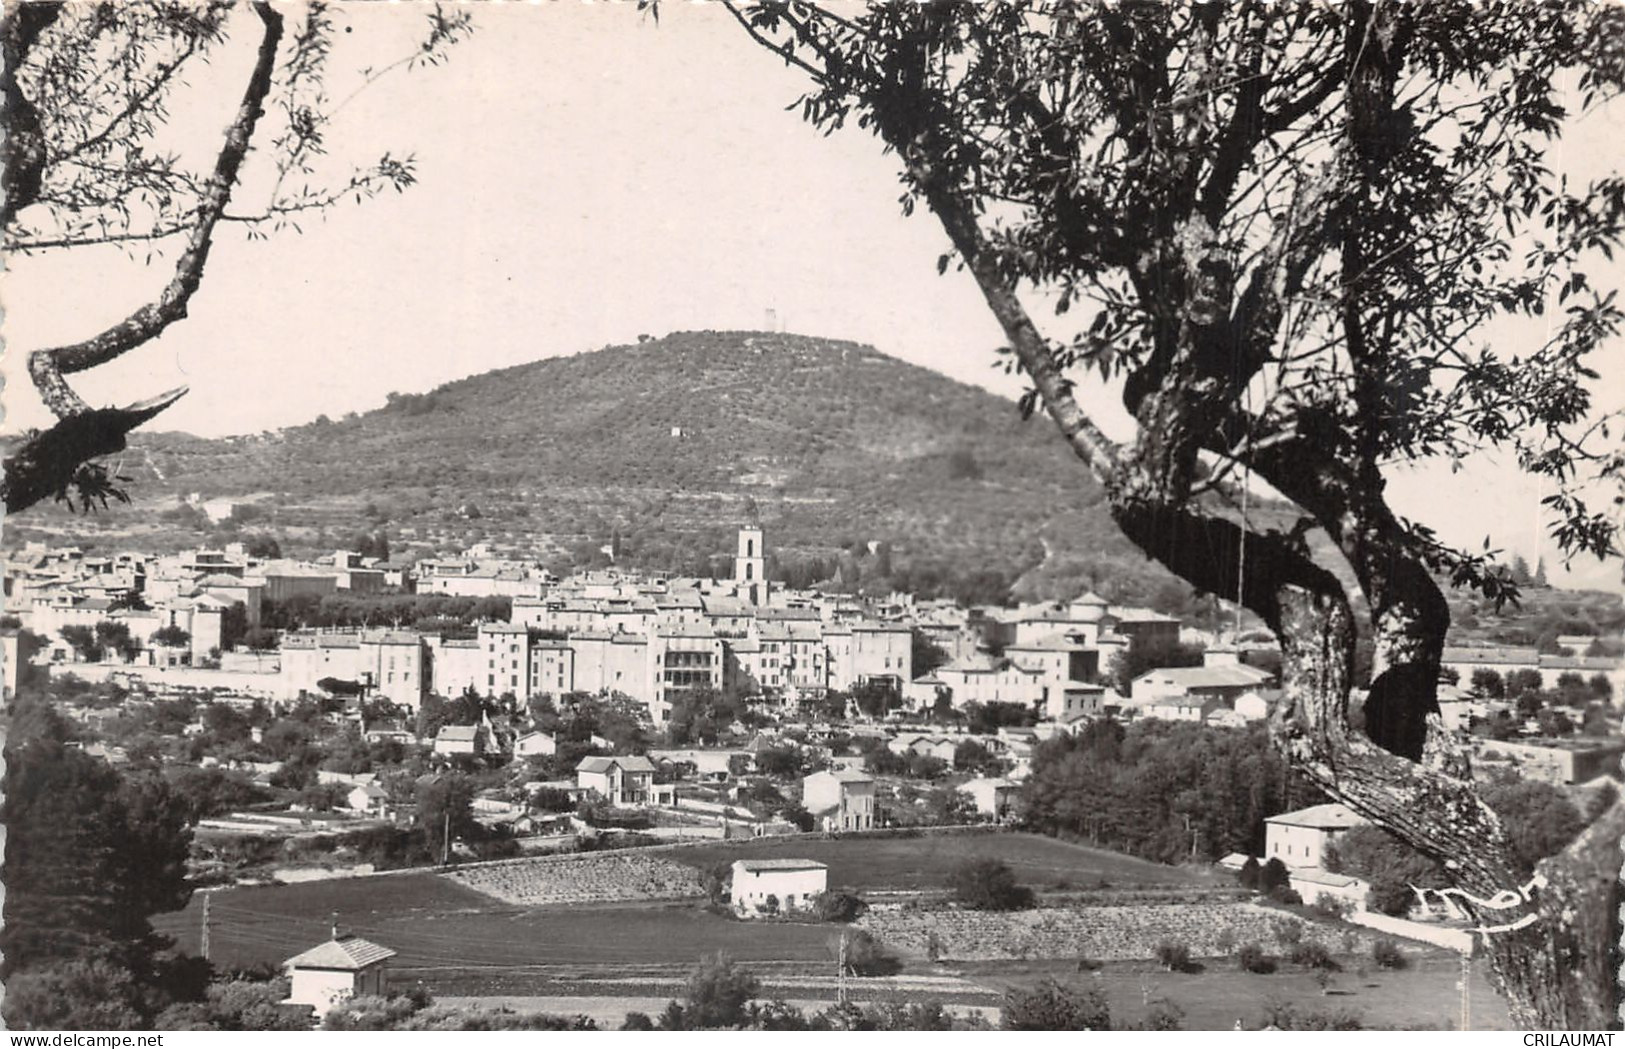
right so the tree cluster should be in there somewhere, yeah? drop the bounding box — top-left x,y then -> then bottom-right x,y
1023,720 -> 1320,864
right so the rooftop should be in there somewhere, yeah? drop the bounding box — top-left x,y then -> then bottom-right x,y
1266,802 -> 1366,830
283,935 -> 397,971
735,858 -> 828,873
1134,664 -> 1274,688
577,755 -> 658,774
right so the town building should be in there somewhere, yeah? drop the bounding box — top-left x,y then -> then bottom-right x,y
802,769 -> 876,831
958,776 -> 1021,818
735,526 -> 768,607
434,724 -> 487,757
1131,663 -> 1276,704
513,730 -> 558,758
576,755 -> 658,806
1471,737 -> 1625,786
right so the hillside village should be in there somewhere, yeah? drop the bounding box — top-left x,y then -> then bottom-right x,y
2,450 -> 1623,1033
6,524 -> 1620,860
7,522 -> 1625,1031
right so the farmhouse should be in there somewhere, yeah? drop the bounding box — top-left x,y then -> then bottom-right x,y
803,769 -> 876,831
1265,802 -> 1366,869
730,858 -> 828,916
576,755 -> 658,806
282,933 -> 396,1020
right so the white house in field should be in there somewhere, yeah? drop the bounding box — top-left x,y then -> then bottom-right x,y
282,934 -> 396,1020
730,858 -> 828,916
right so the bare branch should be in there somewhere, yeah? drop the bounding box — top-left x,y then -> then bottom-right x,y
26,2 -> 285,420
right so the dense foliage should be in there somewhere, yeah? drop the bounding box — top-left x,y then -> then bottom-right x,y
1,723 -> 199,1028
1022,721 -> 1321,864
1001,979 -> 1112,1031
1327,779 -> 1587,914
946,858 -> 1036,911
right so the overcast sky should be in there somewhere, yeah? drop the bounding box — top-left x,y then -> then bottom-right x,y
3,2 -> 1621,590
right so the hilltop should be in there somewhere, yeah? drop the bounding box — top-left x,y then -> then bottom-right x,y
17,331 -> 1227,614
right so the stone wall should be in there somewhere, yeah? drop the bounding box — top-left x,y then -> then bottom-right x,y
443,851 -> 705,906
855,902 -> 1386,962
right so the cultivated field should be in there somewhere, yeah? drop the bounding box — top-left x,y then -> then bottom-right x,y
155,887 -> 837,975
149,833 -> 1514,1029
661,831 -> 1215,891
153,832 -> 1209,976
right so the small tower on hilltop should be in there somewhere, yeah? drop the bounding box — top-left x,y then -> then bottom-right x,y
735,525 -> 767,606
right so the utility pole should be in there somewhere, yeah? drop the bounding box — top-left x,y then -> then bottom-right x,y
200,893 -> 211,962
442,809 -> 451,866
1461,953 -> 1470,1031
837,930 -> 848,1007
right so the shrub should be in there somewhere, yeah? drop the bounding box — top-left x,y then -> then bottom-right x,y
1001,979 -> 1111,1031
1214,928 -> 1237,955
1260,857 -> 1291,892
1257,999 -> 1364,1030
1237,943 -> 1276,975
1289,942 -> 1338,971
1140,997 -> 1185,1031
620,1012 -> 655,1031
1154,940 -> 1193,973
679,954 -> 761,1030
1271,917 -> 1303,946
834,930 -> 902,977
1371,940 -> 1408,971
1238,856 -> 1262,890
811,891 -> 868,923
947,858 -> 1035,911
1311,894 -> 1351,919
700,862 -> 732,906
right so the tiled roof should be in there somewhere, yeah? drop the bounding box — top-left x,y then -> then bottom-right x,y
736,858 -> 828,872
577,755 -> 657,773
198,573 -> 258,588
1266,803 -> 1365,830
283,935 -> 396,971
809,769 -> 873,784
1539,654 -> 1621,672
1134,664 -> 1274,688
659,623 -> 718,639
